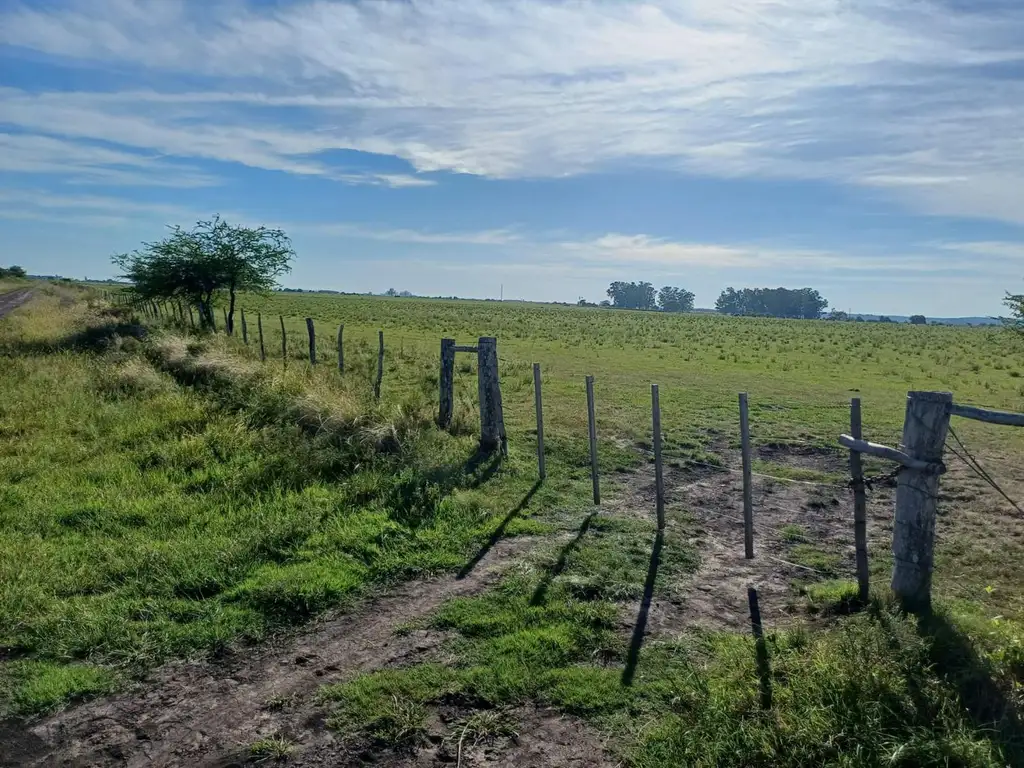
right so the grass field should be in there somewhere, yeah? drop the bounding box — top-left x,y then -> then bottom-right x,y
3,285 -> 1024,765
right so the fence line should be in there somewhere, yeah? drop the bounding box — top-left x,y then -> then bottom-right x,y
115,296 -> 1024,612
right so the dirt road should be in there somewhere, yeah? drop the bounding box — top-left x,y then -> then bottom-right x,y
0,288 -> 32,319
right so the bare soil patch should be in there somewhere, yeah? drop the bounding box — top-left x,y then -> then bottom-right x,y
4,537 -> 543,768
609,445 -> 897,636
290,705 -> 613,768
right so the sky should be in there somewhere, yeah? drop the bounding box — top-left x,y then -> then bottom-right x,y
1,0 -> 1024,316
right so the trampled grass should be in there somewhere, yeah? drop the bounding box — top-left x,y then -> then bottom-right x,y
4,286 -> 1024,765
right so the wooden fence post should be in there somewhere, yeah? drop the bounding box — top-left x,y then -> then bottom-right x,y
223,307 -> 229,333
187,304 -> 195,329
891,391 -> 952,612
739,392 -> 754,559
439,338 -> 455,427
306,318 -> 316,365
652,384 -> 665,530
257,313 -> 265,361
477,337 -> 506,453
279,316 -> 287,363
534,363 -> 546,480
241,309 -> 249,345
374,330 -> 384,400
337,324 -> 344,373
850,397 -> 869,601
586,375 -> 600,504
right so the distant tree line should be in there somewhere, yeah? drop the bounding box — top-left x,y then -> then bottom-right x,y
606,281 -> 695,312
0,265 -> 26,279
715,287 -> 828,319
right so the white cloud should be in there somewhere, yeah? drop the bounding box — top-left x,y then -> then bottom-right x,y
1,1 -> 1023,219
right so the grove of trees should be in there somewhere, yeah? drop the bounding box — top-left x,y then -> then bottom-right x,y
909,314 -> 927,325
605,282 -> 694,312
715,287 -> 828,319
114,216 -> 294,332
0,265 -> 26,279
657,286 -> 695,313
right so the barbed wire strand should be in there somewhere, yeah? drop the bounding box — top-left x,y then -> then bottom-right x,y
945,426 -> 1024,517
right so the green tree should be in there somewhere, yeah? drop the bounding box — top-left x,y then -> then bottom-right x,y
658,286 -> 695,312
714,287 -> 828,319
606,281 -> 657,310
114,217 -> 293,331
1002,292 -> 1024,334
909,314 -> 927,325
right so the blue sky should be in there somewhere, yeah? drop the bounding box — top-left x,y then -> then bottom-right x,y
2,0 -> 1023,315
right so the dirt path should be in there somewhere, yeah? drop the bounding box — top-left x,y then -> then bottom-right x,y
3,537 -> 545,768
0,289 -> 33,320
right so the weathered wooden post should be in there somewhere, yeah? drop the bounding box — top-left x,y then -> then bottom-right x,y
891,391 -> 952,612
257,313 -> 266,361
477,337 -> 506,454
279,316 -> 287,363
337,324 -> 344,373
850,397 -> 869,601
739,392 -> 754,559
439,338 -> 456,427
586,375 -> 600,504
306,318 -> 316,365
241,309 -> 249,345
652,384 -> 665,530
187,305 -> 195,329
223,307 -> 230,333
374,331 -> 384,401
533,363 -> 546,480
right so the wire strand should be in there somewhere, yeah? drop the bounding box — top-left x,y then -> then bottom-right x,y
945,426 -> 1024,517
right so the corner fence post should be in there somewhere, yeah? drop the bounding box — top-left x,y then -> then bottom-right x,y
891,391 -> 952,612
439,338 -> 455,427
477,337 -> 506,454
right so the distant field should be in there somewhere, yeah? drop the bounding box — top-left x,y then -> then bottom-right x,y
236,292 -> 1024,448
4,286 -> 1024,766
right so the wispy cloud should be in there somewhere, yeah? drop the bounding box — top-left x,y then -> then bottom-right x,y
1,1 -> 1023,218
301,222 -> 520,246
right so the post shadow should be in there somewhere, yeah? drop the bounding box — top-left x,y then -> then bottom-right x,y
458,480 -> 541,580
621,529 -> 664,686
530,513 -> 595,606
748,586 -> 773,710
915,610 -> 1024,763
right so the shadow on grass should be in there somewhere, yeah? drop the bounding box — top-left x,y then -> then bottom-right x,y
748,586 -> 773,709
530,512 -> 595,606
916,611 -> 1024,763
2,319 -> 147,356
622,529 -> 663,687
458,480 -> 541,580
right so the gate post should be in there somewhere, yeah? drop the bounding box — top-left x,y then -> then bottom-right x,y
891,391 -> 951,612
477,337 -> 506,454
439,338 -> 455,428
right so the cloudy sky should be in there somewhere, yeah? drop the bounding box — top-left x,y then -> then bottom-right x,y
2,0 -> 1023,315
